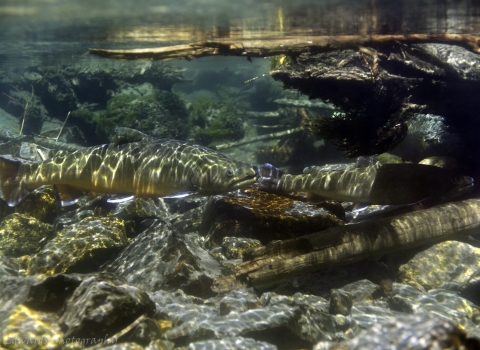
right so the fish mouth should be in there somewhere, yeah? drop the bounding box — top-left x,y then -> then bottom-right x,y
228,166 -> 260,189
442,176 -> 474,200
455,176 -> 474,192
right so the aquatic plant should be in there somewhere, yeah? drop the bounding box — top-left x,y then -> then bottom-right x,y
188,97 -> 245,145
270,54 -> 292,70
72,88 -> 190,142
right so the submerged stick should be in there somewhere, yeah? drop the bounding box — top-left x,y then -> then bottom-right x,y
55,111 -> 71,142
214,126 -> 303,150
212,198 -> 480,293
89,34 -> 480,61
20,85 -> 34,135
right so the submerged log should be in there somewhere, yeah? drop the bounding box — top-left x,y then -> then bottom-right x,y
89,34 -> 480,61
212,198 -> 480,293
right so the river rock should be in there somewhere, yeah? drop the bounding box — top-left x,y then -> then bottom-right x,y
314,313 -> 479,350
186,337 -> 278,350
0,213 -> 54,257
27,216 -> 127,276
0,108 -> 20,136
0,273 -> 153,347
0,276 -> 38,334
110,197 -> 171,222
218,288 -> 261,316
14,185 -> 59,224
0,253 -> 21,276
389,283 -> 480,337
1,304 -> 64,349
103,221 -> 226,298
329,289 -> 353,316
169,205 -> 204,234
60,275 -> 156,340
397,240 -> 480,293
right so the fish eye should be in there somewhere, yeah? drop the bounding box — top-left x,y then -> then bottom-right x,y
225,169 -> 234,177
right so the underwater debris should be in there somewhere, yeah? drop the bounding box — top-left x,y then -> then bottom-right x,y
54,111 -> 71,142
213,198 -> 480,292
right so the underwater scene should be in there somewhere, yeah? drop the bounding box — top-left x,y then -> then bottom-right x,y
2,0 -> 480,349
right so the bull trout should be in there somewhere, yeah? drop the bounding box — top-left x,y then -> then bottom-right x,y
259,160 -> 473,205
0,128 -> 259,206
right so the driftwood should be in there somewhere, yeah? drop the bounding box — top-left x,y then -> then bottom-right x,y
212,198 -> 480,293
89,34 -> 480,61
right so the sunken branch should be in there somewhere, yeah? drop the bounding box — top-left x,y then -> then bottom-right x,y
212,198 -> 480,293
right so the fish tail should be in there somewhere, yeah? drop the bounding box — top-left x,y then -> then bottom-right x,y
259,163 -> 283,192
0,156 -> 30,206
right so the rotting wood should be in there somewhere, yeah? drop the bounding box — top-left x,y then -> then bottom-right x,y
89,34 -> 480,61
212,198 -> 480,293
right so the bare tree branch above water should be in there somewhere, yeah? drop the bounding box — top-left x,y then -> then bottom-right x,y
89,34 -> 480,61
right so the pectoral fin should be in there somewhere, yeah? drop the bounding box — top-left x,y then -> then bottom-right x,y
55,184 -> 86,206
163,191 -> 198,198
107,195 -> 135,203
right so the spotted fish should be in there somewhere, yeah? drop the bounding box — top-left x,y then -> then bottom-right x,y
259,159 -> 473,205
0,128 -> 259,206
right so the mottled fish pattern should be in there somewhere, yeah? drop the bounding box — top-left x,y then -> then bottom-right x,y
0,131 -> 259,206
260,160 -> 473,205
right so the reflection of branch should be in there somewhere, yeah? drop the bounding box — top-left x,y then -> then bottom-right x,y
2,85 -> 34,135
89,34 -> 480,61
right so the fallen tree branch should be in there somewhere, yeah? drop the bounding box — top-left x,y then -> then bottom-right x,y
212,198 -> 480,293
89,34 -> 480,61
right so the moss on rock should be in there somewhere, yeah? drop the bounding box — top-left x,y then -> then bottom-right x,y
0,213 -> 54,257
26,217 -> 127,276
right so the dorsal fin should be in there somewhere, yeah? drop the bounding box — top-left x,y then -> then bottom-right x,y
111,127 -> 151,146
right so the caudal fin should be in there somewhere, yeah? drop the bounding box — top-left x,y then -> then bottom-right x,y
0,156 -> 30,206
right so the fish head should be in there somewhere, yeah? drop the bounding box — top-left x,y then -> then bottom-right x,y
437,174 -> 474,198
190,156 -> 259,194
425,165 -> 474,199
